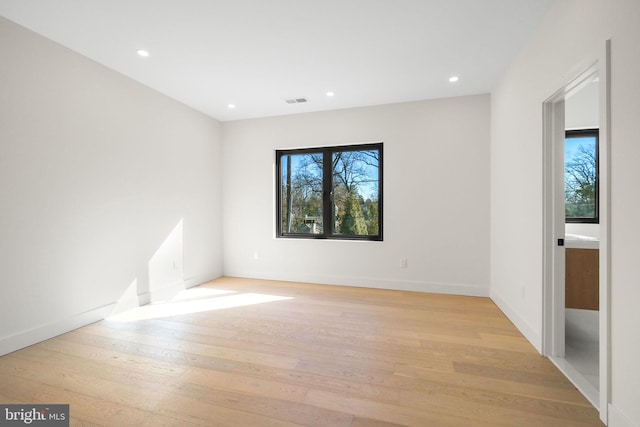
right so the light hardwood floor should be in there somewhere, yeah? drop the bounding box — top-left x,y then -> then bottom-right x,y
0,277 -> 604,426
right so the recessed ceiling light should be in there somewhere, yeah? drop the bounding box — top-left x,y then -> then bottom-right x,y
227,104 -> 236,109
326,91 -> 335,97
449,76 -> 459,83
136,49 -> 150,57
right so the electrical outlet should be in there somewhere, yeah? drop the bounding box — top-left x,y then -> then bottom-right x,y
253,252 -> 260,260
400,258 -> 408,268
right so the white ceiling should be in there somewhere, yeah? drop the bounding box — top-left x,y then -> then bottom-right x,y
0,0 -> 556,121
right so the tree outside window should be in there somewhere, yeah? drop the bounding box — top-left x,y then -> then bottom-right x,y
277,143 -> 383,240
565,129 -> 599,223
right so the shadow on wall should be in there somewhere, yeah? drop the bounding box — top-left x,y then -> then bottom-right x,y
107,220 -> 293,322
110,218 -> 185,316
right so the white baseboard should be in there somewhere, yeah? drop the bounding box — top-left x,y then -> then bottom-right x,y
0,303 -> 115,357
608,404 -> 636,427
184,273 -> 221,289
549,356 -> 599,410
490,290 -> 542,353
147,281 -> 186,303
224,271 -> 490,297
0,276 -> 221,357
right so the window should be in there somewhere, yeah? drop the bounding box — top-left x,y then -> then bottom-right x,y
565,129 -> 599,223
276,143 -> 383,240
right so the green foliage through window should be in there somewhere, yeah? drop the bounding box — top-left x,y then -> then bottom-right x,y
277,143 -> 383,240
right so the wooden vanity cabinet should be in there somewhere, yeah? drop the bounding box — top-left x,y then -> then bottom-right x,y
565,248 -> 599,310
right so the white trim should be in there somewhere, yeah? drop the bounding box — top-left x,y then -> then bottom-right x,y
148,280 -> 187,303
109,292 -> 150,317
0,303 -> 115,357
184,273 -> 220,289
549,356 -> 599,409
0,276 -> 220,357
490,291 -> 541,352
607,404 -> 636,427
542,93 -> 568,357
598,39 -> 612,423
540,40 -> 611,425
226,271 -> 490,297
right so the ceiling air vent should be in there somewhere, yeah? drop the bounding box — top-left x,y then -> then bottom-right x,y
285,97 -> 308,104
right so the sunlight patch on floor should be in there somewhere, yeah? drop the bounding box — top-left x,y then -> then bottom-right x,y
107,287 -> 293,322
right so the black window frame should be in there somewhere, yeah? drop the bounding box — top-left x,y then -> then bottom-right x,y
276,142 -> 383,241
565,128 -> 599,224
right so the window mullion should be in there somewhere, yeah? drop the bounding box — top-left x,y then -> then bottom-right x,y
276,143 -> 382,240
322,150 -> 333,237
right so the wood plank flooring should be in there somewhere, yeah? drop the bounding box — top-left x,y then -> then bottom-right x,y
0,277 -> 604,426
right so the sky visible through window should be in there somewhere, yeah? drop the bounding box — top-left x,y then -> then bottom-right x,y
278,144 -> 382,239
565,137 -> 594,162
281,151 -> 379,201
565,133 -> 597,221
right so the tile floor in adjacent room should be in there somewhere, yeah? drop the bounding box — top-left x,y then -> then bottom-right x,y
565,308 -> 599,391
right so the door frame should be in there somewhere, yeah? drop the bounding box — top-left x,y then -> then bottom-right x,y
541,40 -> 611,424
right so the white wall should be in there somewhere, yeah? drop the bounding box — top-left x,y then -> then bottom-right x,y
222,95 -> 490,296
0,18 -> 223,354
565,80 -> 599,130
490,1 -> 640,425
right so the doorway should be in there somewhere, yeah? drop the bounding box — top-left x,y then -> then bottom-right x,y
542,41 -> 610,424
